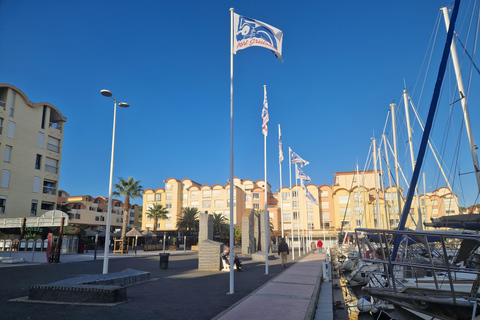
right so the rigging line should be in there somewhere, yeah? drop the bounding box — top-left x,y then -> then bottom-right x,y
465,2 -> 480,101
413,10 -> 442,109
454,32 -> 480,76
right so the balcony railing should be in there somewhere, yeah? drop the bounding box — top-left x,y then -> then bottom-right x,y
43,186 -> 57,195
47,143 -> 60,153
45,165 -> 58,174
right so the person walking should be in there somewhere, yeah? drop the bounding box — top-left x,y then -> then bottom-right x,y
317,239 -> 323,254
278,238 -> 289,268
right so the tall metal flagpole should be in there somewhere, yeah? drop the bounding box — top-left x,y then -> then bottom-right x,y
295,163 -> 302,256
289,148 -> 294,260
279,124 -> 284,239
228,7 -> 235,294
263,85 -> 269,275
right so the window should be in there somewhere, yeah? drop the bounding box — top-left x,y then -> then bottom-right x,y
245,184 -> 253,191
166,193 -> 172,200
35,154 -> 42,169
155,193 -> 162,201
293,201 -> 299,209
321,201 -> 329,209
253,193 -> 260,200
33,177 -> 41,193
431,200 -> 438,206
212,190 -> 221,198
385,192 -> 397,201
166,203 -> 172,209
202,190 -> 211,198
0,118 -> 3,134
341,207 -> 352,216
283,213 -> 291,221
45,158 -> 58,174
31,200 -> 38,216
165,222 -> 172,229
191,191 -> 199,199
356,219 -> 362,226
339,195 -> 349,204
1,170 -> 10,188
166,184 -> 172,190
41,202 -> 54,210
293,212 -> 299,220
202,200 -> 211,208
227,199 -> 236,207
308,212 -> 314,220
245,194 -> 251,202
190,201 -> 199,208
146,194 -> 154,202
37,132 -> 45,148
341,220 -> 350,227
9,91 -> 15,117
281,192 -> 290,200
47,136 -> 60,153
253,203 -> 260,209
214,200 -> 224,208
182,193 -> 188,201
0,197 -> 5,213
308,223 -> 314,229
322,212 -> 330,219
324,222 -> 330,228
283,203 -> 291,210
43,180 -> 56,195
4,146 -> 11,162
432,209 -> 439,215
320,190 -> 329,198
354,193 -> 362,203
292,191 -> 298,198
7,121 -> 15,138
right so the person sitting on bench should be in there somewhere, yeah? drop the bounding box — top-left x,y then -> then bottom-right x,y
221,246 -> 242,271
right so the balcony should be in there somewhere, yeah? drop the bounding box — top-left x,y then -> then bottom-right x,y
43,186 -> 57,196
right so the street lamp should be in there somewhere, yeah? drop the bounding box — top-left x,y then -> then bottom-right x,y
100,89 -> 130,274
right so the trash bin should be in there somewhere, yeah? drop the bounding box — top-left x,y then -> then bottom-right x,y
159,253 -> 170,269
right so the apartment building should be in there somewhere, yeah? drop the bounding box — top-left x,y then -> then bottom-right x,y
142,173 -> 459,244
0,83 -> 66,218
57,190 -> 141,231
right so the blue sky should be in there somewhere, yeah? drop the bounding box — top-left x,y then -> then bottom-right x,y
1,0 -> 479,207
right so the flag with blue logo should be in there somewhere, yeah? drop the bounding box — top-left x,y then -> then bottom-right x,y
233,13 -> 283,62
305,186 -> 319,206
297,167 -> 311,182
262,86 -> 269,135
291,150 -> 309,167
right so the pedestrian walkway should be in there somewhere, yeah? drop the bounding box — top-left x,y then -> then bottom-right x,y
214,252 -> 330,320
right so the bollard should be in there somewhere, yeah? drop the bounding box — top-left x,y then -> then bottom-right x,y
159,253 -> 170,269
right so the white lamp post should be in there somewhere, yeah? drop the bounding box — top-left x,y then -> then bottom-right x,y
100,89 -> 129,274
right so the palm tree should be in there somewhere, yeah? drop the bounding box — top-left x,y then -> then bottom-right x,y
213,212 -> 229,236
176,207 -> 199,232
113,177 -> 143,251
56,203 -> 72,219
146,204 -> 169,232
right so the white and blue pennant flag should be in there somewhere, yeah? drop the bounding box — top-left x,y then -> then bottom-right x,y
291,150 -> 309,167
262,86 -> 269,135
278,124 -> 283,162
233,13 -> 284,62
305,186 -> 319,206
297,167 -> 311,182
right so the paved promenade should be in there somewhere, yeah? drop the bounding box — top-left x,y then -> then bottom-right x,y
0,247 -> 334,320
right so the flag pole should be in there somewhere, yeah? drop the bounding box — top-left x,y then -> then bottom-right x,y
228,7 -> 235,295
289,148 -> 294,260
263,85 -> 269,275
279,124 -> 284,239
295,163 -> 301,257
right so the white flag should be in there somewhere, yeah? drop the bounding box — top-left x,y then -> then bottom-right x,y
233,13 -> 283,62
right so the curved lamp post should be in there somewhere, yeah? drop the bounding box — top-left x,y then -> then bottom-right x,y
100,89 -> 129,274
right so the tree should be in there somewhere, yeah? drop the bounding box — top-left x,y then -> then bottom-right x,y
56,203 -> 72,219
176,207 -> 199,232
213,213 -> 229,236
234,226 -> 242,246
113,177 -> 143,251
146,204 -> 169,232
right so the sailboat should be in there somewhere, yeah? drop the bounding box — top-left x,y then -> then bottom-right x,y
356,1 -> 480,319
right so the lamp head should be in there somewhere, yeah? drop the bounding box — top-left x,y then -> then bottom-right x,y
100,89 -> 113,97
119,102 -> 130,108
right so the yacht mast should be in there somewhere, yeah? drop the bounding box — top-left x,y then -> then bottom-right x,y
442,6 -> 480,194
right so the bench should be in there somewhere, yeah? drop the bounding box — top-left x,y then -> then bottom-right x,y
221,257 -> 238,272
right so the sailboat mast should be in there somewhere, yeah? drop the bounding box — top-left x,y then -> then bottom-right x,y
403,90 -> 424,230
441,7 -> 480,194
372,137 -> 383,228
390,103 -> 404,221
